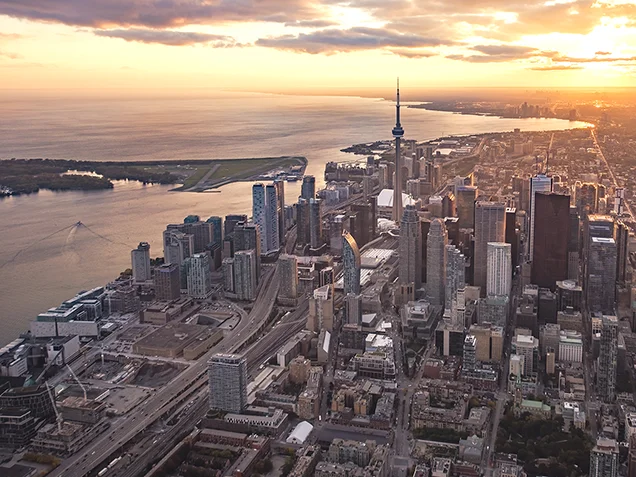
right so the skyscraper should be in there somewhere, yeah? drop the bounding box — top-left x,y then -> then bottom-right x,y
350,200 -> 377,248
474,202 -> 506,293
234,250 -> 258,301
279,254 -> 299,300
616,220 -> 629,284
184,253 -> 212,299
274,177 -> 286,244
392,80 -> 405,223
568,207 -> 580,281
154,263 -> 181,301
456,186 -> 477,229
301,175 -> 316,200
399,204 -> 422,290
427,218 -> 448,306
529,174 -> 553,261
342,231 -> 361,296
253,183 -> 280,254
598,315 -> 618,403
487,243 -> 512,297
505,207 -> 519,269
208,354 -> 247,413
131,242 -> 151,283
309,198 -> 323,249
296,198 -> 311,247
265,184 -> 280,252
587,237 -> 617,314
531,192 -> 570,289
233,223 -> 261,279
445,245 -> 465,315
252,183 -> 267,253
576,182 -> 599,218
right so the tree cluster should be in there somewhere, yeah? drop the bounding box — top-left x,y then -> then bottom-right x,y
496,412 -> 592,477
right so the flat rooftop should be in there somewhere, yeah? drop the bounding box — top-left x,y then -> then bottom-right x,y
134,323 -> 209,349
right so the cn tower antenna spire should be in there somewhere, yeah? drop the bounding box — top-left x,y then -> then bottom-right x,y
392,78 -> 404,224
396,77 -> 401,127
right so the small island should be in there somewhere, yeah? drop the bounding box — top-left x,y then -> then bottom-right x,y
0,156 -> 307,196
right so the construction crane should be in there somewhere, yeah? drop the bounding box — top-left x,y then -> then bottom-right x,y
66,364 -> 88,402
34,347 -> 65,384
45,381 -> 63,432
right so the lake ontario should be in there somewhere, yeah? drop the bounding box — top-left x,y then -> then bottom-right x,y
0,91 -> 590,344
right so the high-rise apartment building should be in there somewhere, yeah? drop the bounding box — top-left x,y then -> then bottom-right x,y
265,184 -> 280,251
206,216 -> 223,246
309,198 -> 323,249
301,175 -> 316,200
531,192 -> 569,289
511,332 -> 538,375
474,202 -> 506,292
154,263 -> 181,301
224,214 -> 247,239
184,253 -> 212,299
233,222 -> 261,279
252,183 -> 279,254
131,242 -> 151,283
529,174 -> 552,261
297,198 -> 310,247
223,257 -> 234,293
208,354 -> 247,413
279,254 -> 299,300
163,229 -> 194,268
487,242 -> 512,297
589,438 -> 619,477
462,335 -> 477,376
308,284 -> 334,332
399,205 -> 422,290
598,315 -> 618,403
427,219 -> 448,306
274,178 -> 286,244
342,232 -> 361,296
234,250 -> 258,301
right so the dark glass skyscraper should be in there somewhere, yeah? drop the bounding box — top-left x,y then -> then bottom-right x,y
531,192 -> 570,289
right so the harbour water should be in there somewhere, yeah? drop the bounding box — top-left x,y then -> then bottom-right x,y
0,91 -> 590,344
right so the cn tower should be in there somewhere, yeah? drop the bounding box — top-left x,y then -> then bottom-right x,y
392,79 -> 404,223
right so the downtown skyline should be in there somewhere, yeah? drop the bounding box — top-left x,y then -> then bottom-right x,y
0,1 -> 636,91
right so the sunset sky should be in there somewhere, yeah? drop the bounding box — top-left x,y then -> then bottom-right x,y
1,0 -> 636,91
